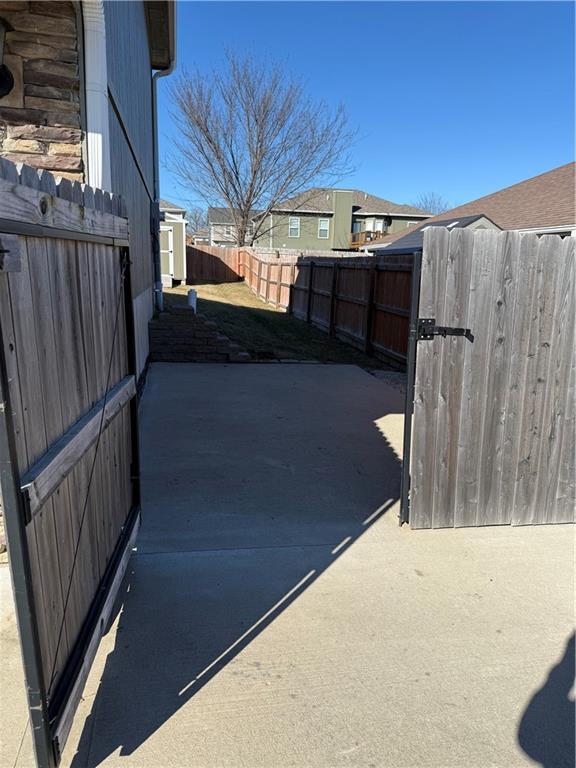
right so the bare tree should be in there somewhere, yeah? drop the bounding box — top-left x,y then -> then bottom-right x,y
186,205 -> 207,234
411,192 -> 451,215
170,54 -> 354,246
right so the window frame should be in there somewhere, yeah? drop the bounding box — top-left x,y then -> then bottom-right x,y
318,218 -> 330,239
288,216 -> 301,238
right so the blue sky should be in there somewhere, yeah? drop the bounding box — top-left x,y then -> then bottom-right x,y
157,1 -> 575,211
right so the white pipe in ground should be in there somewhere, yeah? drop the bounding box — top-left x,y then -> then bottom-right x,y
187,289 -> 197,312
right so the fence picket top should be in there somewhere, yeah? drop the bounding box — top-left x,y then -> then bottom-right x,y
17,163 -> 40,189
111,194 -> 122,217
56,177 -> 74,202
0,156 -> 19,182
38,168 -> 57,196
93,188 -> 104,212
81,184 -> 95,209
71,181 -> 84,206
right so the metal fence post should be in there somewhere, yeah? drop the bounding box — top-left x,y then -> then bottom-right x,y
399,250 -> 422,525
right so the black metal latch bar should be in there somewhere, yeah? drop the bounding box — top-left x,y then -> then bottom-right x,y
417,318 -> 474,343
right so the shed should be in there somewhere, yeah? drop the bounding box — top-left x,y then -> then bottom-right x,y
160,199 -> 188,286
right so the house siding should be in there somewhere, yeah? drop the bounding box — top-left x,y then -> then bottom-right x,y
332,190 -> 353,249
104,0 -> 155,375
259,212 -> 334,250
211,223 -> 238,246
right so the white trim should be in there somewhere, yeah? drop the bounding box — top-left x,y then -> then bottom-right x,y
82,0 -> 112,191
355,212 -> 430,219
515,224 -> 576,235
318,218 -> 330,239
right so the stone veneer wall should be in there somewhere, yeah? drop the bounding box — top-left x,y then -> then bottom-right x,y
0,1 -> 84,181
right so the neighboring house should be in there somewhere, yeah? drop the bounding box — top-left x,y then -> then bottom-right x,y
191,226 -> 210,245
253,189 -> 431,251
160,198 -> 187,287
0,0 -> 176,377
366,162 -> 576,253
208,206 -> 259,247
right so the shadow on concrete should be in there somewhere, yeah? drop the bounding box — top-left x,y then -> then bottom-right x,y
518,632 -> 575,768
69,365 -> 404,766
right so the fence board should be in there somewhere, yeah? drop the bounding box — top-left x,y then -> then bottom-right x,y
539,241 -> 575,521
410,229 -> 449,528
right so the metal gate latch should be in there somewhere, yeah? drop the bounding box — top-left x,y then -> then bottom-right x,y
417,318 -> 474,343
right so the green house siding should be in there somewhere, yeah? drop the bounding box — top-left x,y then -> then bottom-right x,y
332,190 -> 354,249
255,212 -> 334,250
389,217 -> 421,234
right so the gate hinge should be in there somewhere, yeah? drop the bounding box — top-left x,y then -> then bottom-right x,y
417,318 -> 474,343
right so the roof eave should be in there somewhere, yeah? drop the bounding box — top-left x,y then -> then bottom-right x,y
354,211 -> 431,218
146,0 -> 176,71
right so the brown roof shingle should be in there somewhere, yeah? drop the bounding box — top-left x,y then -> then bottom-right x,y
369,162 -> 576,248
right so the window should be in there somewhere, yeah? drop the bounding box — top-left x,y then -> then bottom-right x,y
225,225 -> 232,235
318,218 -> 330,239
288,217 -> 300,238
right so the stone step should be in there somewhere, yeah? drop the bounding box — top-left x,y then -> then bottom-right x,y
149,306 -> 250,363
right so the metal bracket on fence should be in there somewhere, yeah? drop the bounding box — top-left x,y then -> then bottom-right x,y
417,318 -> 474,343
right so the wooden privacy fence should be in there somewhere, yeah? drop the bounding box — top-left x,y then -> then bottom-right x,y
406,227 -> 575,528
0,159 -> 140,767
290,257 -> 412,366
186,245 -> 413,367
239,248 -> 297,310
186,245 -> 242,283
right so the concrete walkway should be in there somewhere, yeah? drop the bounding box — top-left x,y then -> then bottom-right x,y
2,364 -> 573,767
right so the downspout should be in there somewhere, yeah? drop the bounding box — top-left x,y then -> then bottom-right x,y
151,6 -> 177,312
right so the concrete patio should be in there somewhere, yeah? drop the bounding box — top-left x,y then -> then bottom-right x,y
2,363 -> 574,767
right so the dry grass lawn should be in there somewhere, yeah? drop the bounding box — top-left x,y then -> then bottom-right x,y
163,281 -> 392,369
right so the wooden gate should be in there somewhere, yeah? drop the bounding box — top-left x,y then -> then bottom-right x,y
403,227 -> 575,528
0,161 -> 140,766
